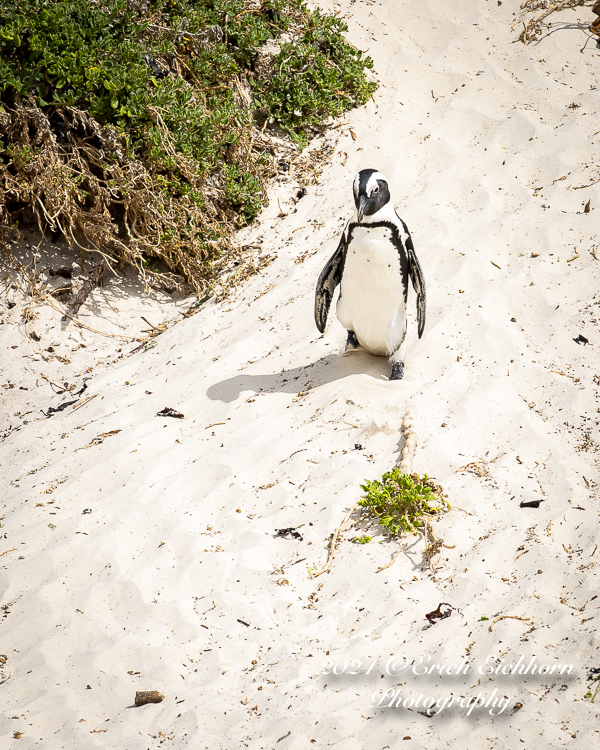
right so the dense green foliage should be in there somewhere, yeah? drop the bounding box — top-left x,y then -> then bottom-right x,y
0,0 -> 374,142
0,1 -> 376,284
252,8 -> 375,146
359,470 -> 448,537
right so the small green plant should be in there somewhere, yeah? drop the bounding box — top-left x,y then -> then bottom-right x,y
585,669 -> 600,703
359,470 -> 448,537
359,470 -> 450,571
310,469 -> 452,579
351,535 -> 371,544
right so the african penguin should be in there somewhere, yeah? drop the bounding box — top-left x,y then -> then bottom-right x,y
314,169 -> 426,380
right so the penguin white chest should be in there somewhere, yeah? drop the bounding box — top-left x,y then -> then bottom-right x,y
336,225 -> 406,356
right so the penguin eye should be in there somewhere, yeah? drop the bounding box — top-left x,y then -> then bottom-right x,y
372,186 -> 379,194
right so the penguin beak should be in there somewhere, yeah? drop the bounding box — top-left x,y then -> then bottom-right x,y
357,195 -> 368,223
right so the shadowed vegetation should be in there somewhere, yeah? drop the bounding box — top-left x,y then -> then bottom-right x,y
0,0 -> 375,293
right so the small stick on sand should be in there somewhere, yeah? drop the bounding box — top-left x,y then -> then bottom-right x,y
141,316 -> 165,332
378,539 -> 404,571
519,0 -> 586,44
489,615 -> 530,631
70,394 -> 98,413
41,373 -> 73,393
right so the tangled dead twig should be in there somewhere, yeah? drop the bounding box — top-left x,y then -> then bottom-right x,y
1,102 -> 232,294
517,0 -> 588,44
0,101 -> 333,299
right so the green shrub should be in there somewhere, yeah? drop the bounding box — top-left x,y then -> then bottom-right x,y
358,470 -> 451,571
0,0 -> 376,291
359,471 -> 449,537
252,10 -> 375,147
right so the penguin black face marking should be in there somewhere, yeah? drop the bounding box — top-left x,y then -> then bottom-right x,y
353,168 -> 391,222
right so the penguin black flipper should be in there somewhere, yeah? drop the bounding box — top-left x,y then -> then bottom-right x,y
405,230 -> 426,339
314,231 -> 347,333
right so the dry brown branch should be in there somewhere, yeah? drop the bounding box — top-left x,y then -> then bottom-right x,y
518,0 -> 587,44
1,100 -> 333,302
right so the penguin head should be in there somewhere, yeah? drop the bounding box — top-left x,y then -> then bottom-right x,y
353,169 -> 390,222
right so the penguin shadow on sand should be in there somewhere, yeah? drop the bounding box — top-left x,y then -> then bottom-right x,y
207,349 -> 392,403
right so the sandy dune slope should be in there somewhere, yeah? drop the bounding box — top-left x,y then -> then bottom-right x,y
2,0 -> 600,747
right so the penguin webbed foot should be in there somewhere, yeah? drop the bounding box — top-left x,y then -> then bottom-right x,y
390,362 -> 404,381
345,330 -> 360,352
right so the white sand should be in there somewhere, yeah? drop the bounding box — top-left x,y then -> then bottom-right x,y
2,1 -> 600,747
